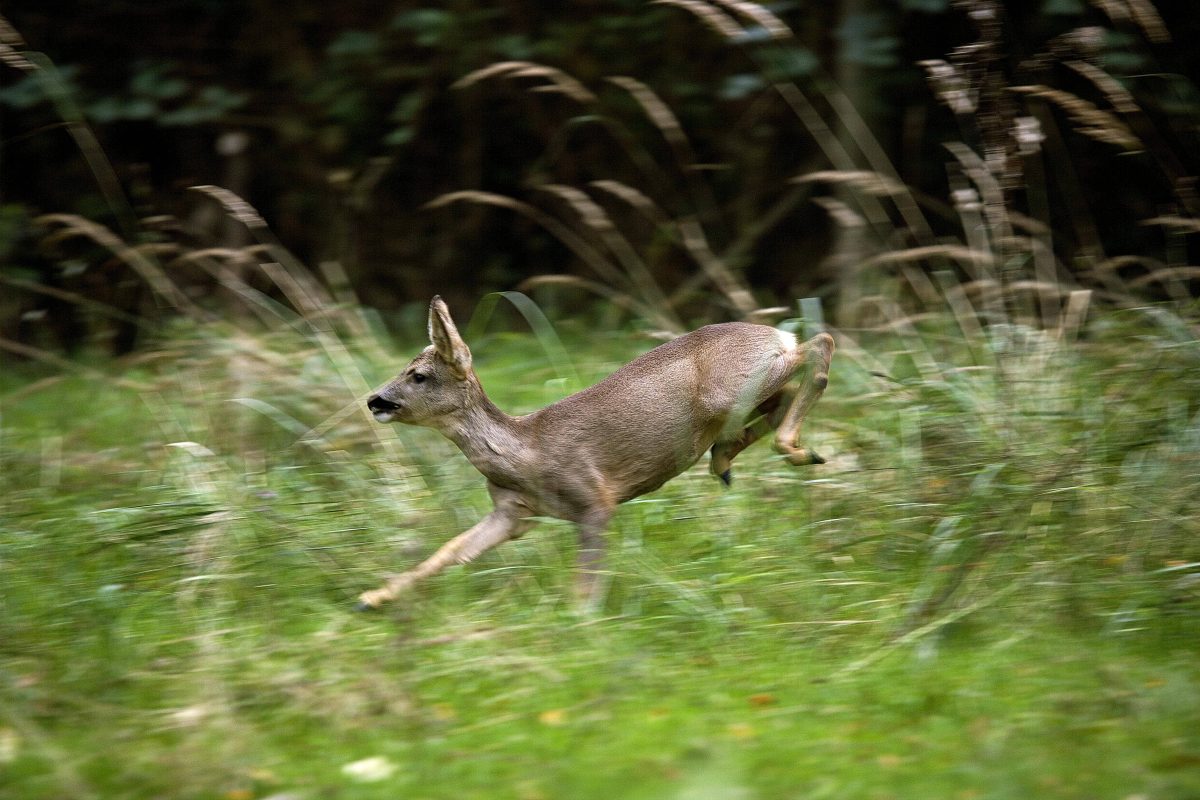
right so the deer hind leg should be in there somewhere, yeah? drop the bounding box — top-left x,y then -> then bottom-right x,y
356,509 -> 532,610
710,392 -> 787,485
774,332 -> 835,466
573,504 -> 615,611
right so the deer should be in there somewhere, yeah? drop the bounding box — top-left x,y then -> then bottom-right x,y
358,296 -> 835,611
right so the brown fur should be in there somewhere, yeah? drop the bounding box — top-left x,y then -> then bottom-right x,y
359,297 -> 834,610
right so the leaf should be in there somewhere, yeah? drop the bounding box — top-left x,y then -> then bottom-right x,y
1042,0 -> 1085,14
0,728 -> 19,764
196,85 -> 247,112
391,9 -> 453,47
719,74 -> 764,101
727,722 -> 757,740
327,31 -> 380,58
835,12 -> 899,68
130,65 -> 188,100
385,126 -> 415,147
341,756 -> 398,782
757,45 -> 819,81
538,708 -> 567,726
391,93 -> 423,123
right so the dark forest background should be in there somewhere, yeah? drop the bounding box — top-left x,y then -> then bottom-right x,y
2,0 -> 1199,352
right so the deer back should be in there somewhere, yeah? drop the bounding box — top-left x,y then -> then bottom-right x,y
521,322 -> 800,503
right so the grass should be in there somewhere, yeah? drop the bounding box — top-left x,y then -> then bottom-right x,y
3,2 -> 1199,795
2,305 -> 1199,800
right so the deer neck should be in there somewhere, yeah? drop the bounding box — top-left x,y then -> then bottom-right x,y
437,389 -> 529,484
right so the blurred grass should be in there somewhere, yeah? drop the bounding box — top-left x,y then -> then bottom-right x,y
2,304 -> 1199,800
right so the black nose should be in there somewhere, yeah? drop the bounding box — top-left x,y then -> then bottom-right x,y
367,395 -> 401,412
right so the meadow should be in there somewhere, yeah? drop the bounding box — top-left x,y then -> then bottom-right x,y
3,2 -> 1200,796
2,286 -> 1199,799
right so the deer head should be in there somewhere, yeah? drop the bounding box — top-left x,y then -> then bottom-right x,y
367,296 -> 479,426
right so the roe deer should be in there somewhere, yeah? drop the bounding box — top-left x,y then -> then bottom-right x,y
358,296 -> 834,610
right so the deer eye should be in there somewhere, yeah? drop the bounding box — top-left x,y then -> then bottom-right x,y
411,372 -> 427,384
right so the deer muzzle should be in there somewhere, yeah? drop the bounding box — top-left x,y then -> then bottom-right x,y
367,394 -> 402,423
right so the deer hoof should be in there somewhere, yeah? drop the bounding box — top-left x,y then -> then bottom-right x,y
778,445 -> 825,466
353,599 -> 377,612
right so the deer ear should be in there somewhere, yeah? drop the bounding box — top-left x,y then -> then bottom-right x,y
428,296 -> 472,377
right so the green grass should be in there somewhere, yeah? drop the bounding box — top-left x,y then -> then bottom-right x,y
2,310 -> 1199,800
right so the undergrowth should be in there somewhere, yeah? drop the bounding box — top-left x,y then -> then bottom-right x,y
2,295 -> 1199,799
2,2 -> 1200,798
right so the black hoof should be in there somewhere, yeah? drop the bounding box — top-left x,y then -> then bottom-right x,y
719,469 -> 732,486
353,600 -> 376,613
810,451 -> 826,465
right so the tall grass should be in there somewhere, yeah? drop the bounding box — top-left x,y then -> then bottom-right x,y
2,4 -> 1200,798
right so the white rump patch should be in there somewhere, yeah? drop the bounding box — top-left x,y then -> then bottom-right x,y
774,328 -> 798,353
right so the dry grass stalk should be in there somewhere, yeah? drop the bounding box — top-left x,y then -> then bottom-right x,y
677,218 -> 758,317
709,0 -> 792,39
0,275 -> 148,327
166,247 -> 260,269
176,252 -> 288,327
1011,85 -> 1141,151
35,214 -> 200,316
0,14 -> 33,70
607,77 -> 691,155
1004,279 -> 1075,300
537,184 -> 680,330
1058,289 -> 1092,343
588,180 -> 672,228
1142,215 -> 1200,234
810,197 -> 864,230
104,241 -> 181,270
854,245 -> 946,310
771,83 -> 906,248
1128,267 -> 1200,288
866,245 -> 997,270
935,271 -> 991,363
0,41 -> 33,71
865,246 -> 994,307
944,142 -> 1012,249
452,61 -> 527,87
539,185 -> 616,233
517,275 -> 663,323
793,170 -> 909,198
0,14 -> 24,45
1083,254 -> 1168,297
606,76 -> 728,246
1065,61 -> 1140,115
651,0 -> 744,40
0,337 -> 148,391
918,59 -> 976,115
1088,0 -> 1170,44
1146,270 -> 1198,305
1123,0 -> 1171,43
426,190 -> 631,293
259,262 -> 328,323
190,185 -> 267,229
452,61 -> 596,103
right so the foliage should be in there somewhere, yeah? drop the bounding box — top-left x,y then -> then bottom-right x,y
2,3 -> 1200,796
1,279 -> 1199,797
4,0 -> 1199,350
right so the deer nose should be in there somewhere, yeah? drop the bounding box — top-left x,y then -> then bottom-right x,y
367,395 -> 401,412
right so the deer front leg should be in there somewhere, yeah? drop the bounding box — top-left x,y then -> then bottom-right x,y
573,506 -> 614,611
356,508 -> 530,610
774,332 -> 834,466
